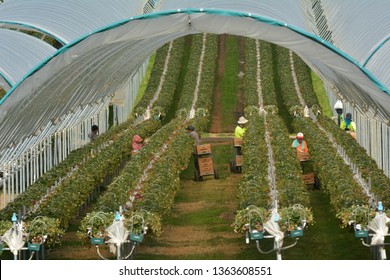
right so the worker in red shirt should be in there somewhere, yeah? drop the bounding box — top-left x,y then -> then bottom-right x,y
132,134 -> 145,153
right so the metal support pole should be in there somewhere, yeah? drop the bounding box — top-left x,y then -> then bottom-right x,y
43,137 -> 47,174
7,165 -> 12,202
275,240 -> 282,260
34,146 -> 38,182
15,163 -> 18,196
2,170 -> 7,208
40,140 -> 43,178
21,155 -> 25,193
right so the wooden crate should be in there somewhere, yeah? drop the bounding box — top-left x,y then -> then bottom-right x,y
297,151 -> 310,161
233,138 -> 243,147
301,173 -> 315,184
196,144 -> 211,155
198,157 -> 214,176
235,155 -> 243,167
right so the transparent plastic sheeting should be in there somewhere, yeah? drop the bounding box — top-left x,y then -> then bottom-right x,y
106,220 -> 129,255
159,0 -> 308,30
0,29 -> 188,151
368,213 -> 390,246
0,0 -> 147,45
0,29 -> 56,90
1,222 -> 28,256
0,0 -> 390,153
321,0 -> 390,88
264,209 -> 285,249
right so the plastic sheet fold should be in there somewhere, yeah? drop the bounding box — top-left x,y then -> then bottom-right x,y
264,210 -> 284,249
106,220 -> 129,254
1,222 -> 28,256
367,213 -> 390,246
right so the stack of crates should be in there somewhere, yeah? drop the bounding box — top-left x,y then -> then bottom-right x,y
298,151 -> 315,185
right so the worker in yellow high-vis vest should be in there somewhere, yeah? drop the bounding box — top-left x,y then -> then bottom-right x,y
235,116 -> 248,138
340,113 -> 356,139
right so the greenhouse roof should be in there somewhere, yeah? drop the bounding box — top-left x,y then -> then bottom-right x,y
0,28 -> 56,90
0,0 -> 146,44
0,0 -> 389,151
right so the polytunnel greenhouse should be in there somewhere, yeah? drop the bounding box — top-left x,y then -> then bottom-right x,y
0,0 -> 389,261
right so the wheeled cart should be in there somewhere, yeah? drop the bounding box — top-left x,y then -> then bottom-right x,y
297,151 -> 317,188
230,138 -> 243,173
193,144 -> 219,181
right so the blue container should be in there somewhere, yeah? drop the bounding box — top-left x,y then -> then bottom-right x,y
354,230 -> 368,238
290,229 -> 303,238
250,231 -> 264,240
130,233 -> 144,243
90,237 -> 105,245
28,243 -> 41,252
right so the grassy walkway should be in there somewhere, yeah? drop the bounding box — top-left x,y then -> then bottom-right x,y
136,144 -> 250,259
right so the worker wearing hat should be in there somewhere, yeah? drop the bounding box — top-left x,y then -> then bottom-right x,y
235,116 -> 248,138
291,132 -> 309,153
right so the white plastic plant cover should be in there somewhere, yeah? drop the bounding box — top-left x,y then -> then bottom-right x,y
367,213 -> 390,246
1,222 -> 28,256
264,209 -> 284,249
0,0 -> 389,153
106,220 -> 129,254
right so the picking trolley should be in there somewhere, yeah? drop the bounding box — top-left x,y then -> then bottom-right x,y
193,144 -> 219,181
297,151 -> 316,187
230,138 -> 243,173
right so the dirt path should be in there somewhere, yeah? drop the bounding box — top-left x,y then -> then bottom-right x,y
136,173 -> 247,259
209,34 -> 226,133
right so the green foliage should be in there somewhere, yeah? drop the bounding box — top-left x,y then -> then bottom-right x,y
232,205 -> 269,234
77,211 -> 113,241
293,118 -> 369,212
177,34 -> 205,111
16,120 -> 161,228
77,210 -> 162,243
291,53 -> 319,107
26,217 -> 64,248
311,72 -> 333,117
134,52 -> 156,107
135,38 -> 186,119
336,205 -> 376,229
318,115 -> 390,207
0,220 -> 12,236
278,206 -> 314,232
274,46 -> 302,110
125,210 -> 162,236
0,118 -> 155,221
267,115 -> 310,207
238,115 -> 270,208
